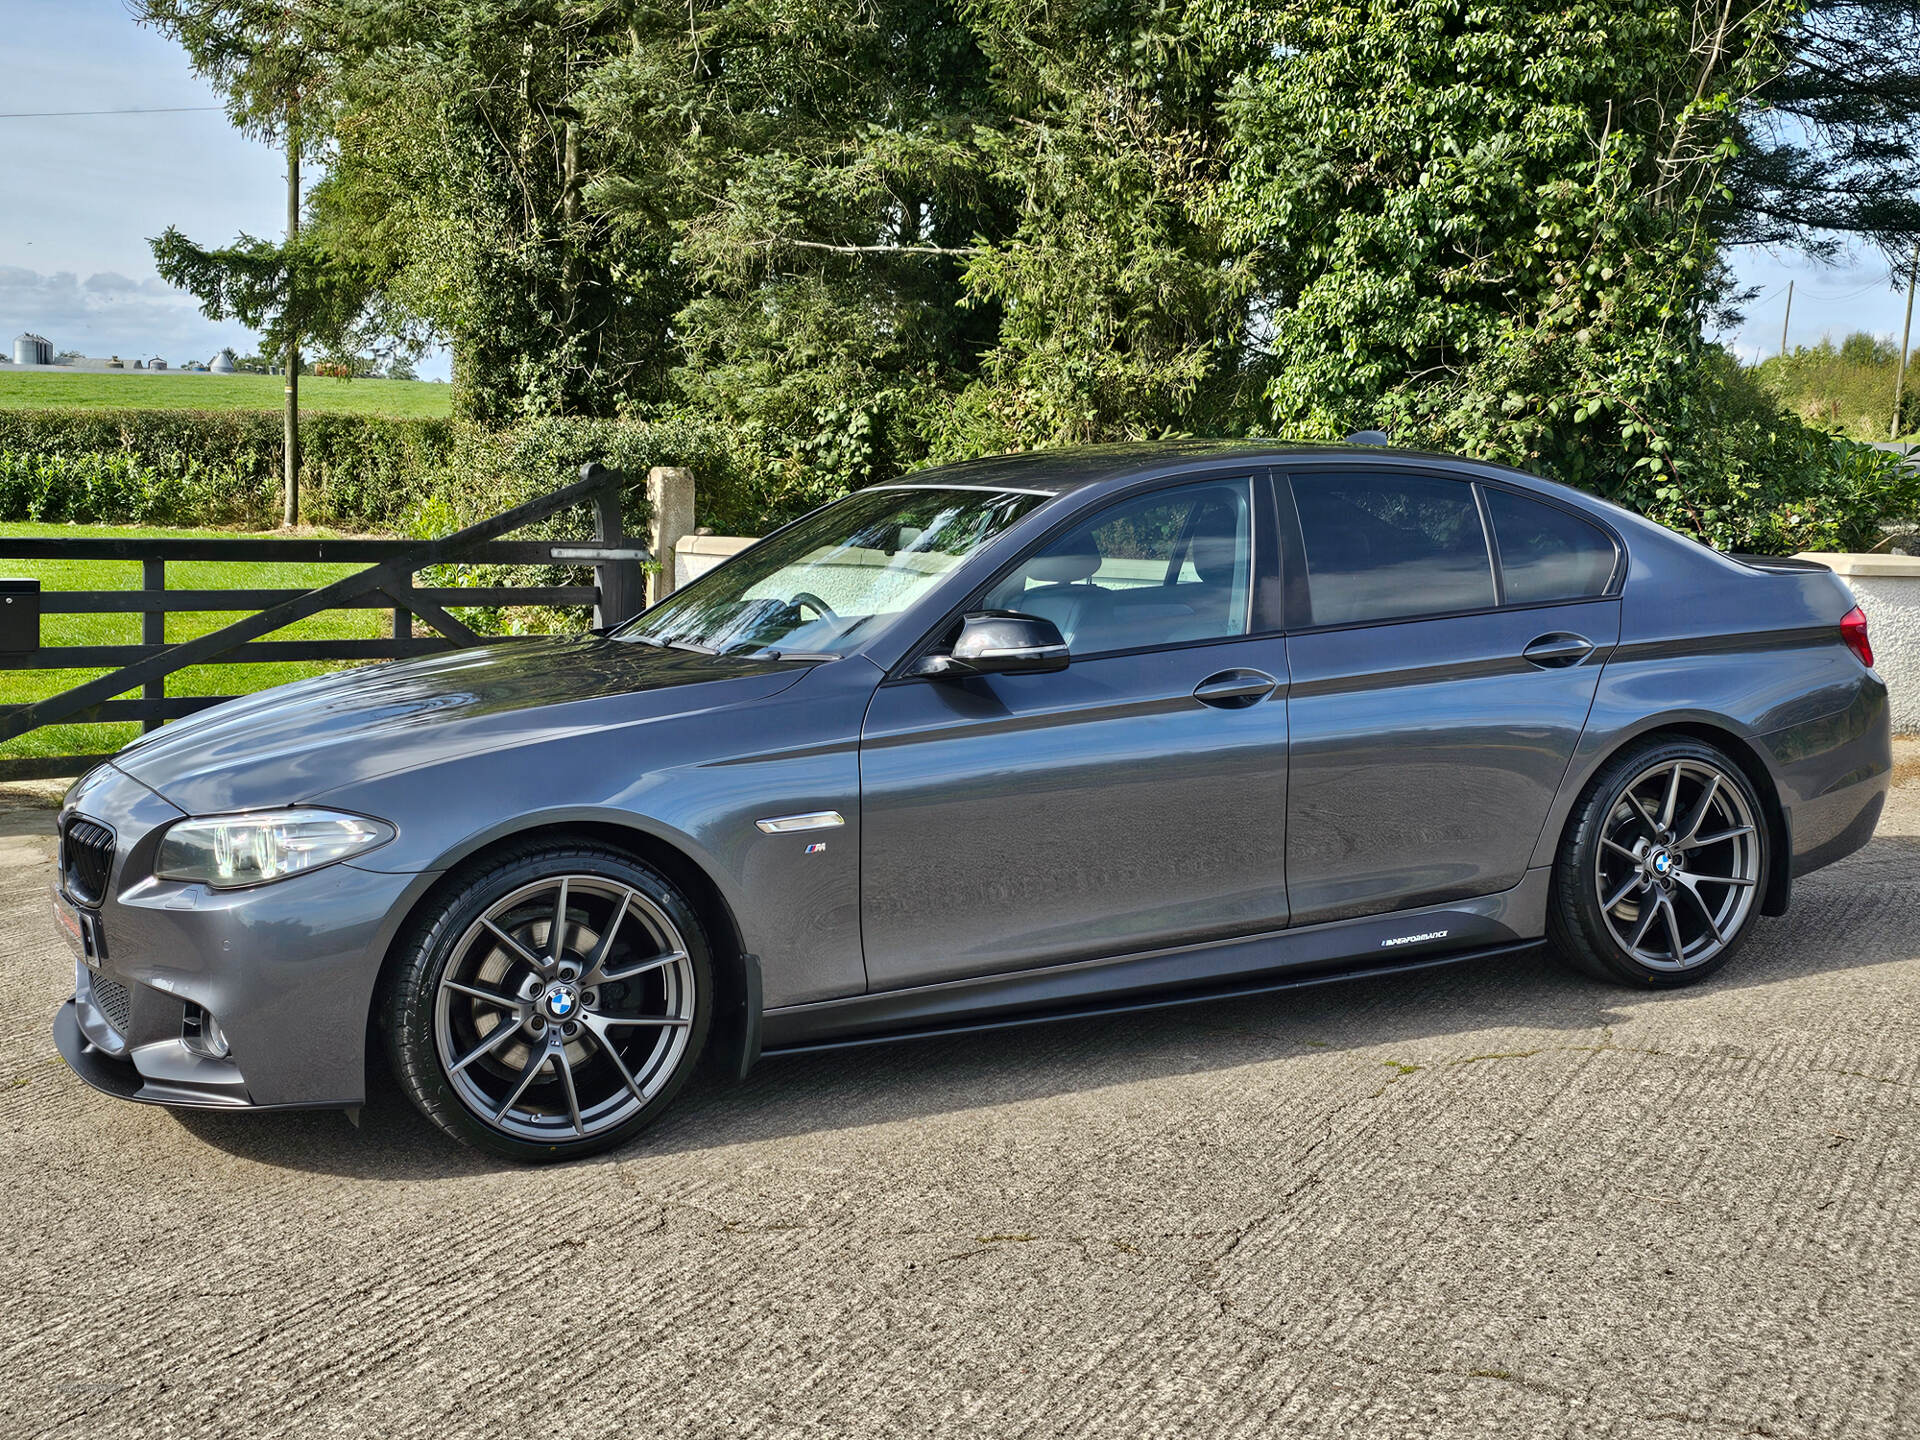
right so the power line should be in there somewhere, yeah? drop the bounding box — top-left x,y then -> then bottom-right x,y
1814,276 -> 1894,304
0,105 -> 225,120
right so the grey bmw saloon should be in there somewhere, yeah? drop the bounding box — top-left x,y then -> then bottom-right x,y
52,443 -> 1892,1160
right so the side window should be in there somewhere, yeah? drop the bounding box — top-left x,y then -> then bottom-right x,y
1290,472 -> 1494,626
984,479 -> 1253,653
1485,489 -> 1617,605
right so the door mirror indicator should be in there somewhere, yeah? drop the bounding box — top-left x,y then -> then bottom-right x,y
913,611 -> 1069,677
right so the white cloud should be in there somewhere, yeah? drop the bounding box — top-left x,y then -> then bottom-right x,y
81,272 -> 144,295
0,264 -> 258,363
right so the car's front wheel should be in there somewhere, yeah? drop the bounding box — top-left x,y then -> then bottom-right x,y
1550,737 -> 1770,986
383,840 -> 712,1162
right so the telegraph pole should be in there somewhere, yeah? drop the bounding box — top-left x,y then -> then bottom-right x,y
1894,241 -> 1918,442
1780,280 -> 1794,359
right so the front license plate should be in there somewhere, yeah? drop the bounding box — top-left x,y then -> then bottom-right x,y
51,890 -> 102,968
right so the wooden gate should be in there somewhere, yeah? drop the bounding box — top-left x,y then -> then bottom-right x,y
0,464 -> 647,782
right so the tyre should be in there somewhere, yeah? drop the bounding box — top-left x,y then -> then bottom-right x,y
1549,737 -> 1770,987
383,840 -> 712,1162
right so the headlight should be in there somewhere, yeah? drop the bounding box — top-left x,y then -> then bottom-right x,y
155,809 -> 395,889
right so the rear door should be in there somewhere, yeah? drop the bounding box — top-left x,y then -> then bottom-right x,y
1281,467 -> 1622,925
858,473 -> 1293,989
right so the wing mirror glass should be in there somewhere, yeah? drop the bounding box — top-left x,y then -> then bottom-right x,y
913,610 -> 1070,677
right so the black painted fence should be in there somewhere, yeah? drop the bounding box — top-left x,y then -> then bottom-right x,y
0,464 -> 647,782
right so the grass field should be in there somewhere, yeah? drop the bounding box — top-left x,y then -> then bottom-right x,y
0,522 -> 391,762
0,368 -> 452,419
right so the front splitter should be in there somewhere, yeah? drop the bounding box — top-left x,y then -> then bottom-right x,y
53,1000 -> 253,1111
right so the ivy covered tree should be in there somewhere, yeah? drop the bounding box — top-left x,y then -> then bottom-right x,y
1211,0 -> 1918,548
308,2 -> 684,425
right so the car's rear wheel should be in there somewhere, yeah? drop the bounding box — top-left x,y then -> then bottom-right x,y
383,841 -> 712,1162
1550,737 -> 1769,986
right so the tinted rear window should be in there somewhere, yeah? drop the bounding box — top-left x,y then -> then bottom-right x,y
1291,473 -> 1495,625
1486,489 -> 1616,604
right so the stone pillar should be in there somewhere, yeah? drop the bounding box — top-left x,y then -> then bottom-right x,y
647,466 -> 696,607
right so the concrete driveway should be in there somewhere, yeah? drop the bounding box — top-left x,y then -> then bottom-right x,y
2,744 -> 1917,1439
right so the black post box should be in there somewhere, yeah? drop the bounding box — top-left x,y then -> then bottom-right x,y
0,578 -> 41,652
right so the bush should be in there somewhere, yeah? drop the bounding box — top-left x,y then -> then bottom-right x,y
1607,358 -> 1920,555
9,382 -> 1908,572
402,414 -> 748,634
1755,334 -> 1920,442
0,406 -> 770,637
0,408 -> 456,529
0,406 -> 760,535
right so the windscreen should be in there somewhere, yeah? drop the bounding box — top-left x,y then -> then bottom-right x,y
616,486 -> 1048,658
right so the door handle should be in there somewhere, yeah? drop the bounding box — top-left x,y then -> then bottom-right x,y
1192,669 -> 1279,709
1521,633 -> 1595,669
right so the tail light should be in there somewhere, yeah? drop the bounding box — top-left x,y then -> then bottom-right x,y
1840,606 -> 1875,669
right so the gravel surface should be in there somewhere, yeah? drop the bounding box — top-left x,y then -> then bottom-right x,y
2,742 -> 1917,1439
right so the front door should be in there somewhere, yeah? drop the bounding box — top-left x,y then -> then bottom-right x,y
859,475 -> 1291,990
1281,467 -> 1624,925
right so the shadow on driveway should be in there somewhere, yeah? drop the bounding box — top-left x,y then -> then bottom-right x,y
170,834 -> 1920,1182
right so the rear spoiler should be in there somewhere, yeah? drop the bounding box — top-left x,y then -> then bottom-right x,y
1727,553 -> 1832,575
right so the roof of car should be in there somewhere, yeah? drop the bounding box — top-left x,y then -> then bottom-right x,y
884,441 -> 1550,498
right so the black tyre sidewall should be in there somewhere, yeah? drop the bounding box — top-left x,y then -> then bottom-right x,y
382,841 -> 713,1163
1549,737 -> 1770,988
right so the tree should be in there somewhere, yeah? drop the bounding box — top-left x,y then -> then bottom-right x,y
581,0 -> 1010,495
142,0 -> 1916,550
150,224 -> 385,372
927,0 -> 1259,455
308,1 -> 682,424
1721,0 -> 1920,260
134,0 -> 334,524
573,0 -> 1260,485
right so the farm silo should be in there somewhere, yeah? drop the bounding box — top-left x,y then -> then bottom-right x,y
13,333 -> 53,366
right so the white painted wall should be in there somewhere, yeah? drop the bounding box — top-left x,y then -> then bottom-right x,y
1802,554 -> 1920,735
679,535 -> 1920,735
674,534 -> 755,589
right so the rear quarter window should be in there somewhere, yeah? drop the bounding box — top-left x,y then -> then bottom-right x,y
1485,489 -> 1617,604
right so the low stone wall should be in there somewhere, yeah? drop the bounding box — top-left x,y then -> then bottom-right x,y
676,535 -> 1919,734
1802,553 -> 1920,735
674,533 -> 755,589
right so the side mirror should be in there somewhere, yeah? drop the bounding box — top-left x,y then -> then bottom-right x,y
913,610 -> 1069,677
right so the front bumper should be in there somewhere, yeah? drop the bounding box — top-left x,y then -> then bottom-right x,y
51,764 -> 426,1111
55,996 -> 270,1110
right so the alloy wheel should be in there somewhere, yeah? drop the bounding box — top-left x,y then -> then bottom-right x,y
432,875 -> 696,1142
1593,757 -> 1761,972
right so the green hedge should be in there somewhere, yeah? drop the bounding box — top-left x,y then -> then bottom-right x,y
0,407 -> 768,636
10,401 -> 1909,567
0,408 -> 455,530
0,407 -> 752,537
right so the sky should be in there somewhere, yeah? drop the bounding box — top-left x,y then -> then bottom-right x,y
0,0 -> 451,379
0,0 -> 1912,382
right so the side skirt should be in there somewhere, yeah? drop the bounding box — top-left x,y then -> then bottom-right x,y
760,867 -> 1552,1055
762,940 -> 1546,1058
